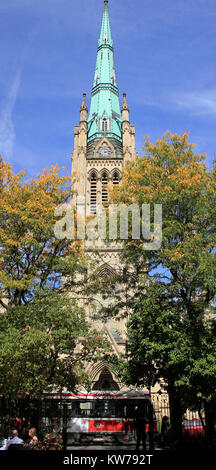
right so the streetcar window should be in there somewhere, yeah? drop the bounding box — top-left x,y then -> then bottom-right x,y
41,396 -> 152,422
80,401 -> 93,417
80,402 -> 92,411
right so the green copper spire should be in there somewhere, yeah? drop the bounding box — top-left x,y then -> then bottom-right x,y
87,0 -> 122,143
98,0 -> 112,48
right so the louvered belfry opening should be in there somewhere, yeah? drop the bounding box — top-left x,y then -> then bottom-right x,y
113,172 -> 119,186
90,173 -> 97,214
102,172 -> 108,206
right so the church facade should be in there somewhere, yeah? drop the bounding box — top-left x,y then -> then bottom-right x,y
71,0 -> 138,391
71,1 -> 165,412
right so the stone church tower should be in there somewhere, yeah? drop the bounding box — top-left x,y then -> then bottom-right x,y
71,0 -> 138,390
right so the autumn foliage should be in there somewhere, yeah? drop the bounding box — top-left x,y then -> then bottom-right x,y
0,158 -> 106,399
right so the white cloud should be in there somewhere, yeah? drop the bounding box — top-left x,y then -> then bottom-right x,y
172,89 -> 216,116
0,69 -> 21,161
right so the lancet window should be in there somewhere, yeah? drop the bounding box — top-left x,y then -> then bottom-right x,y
90,173 -> 97,214
101,172 -> 108,205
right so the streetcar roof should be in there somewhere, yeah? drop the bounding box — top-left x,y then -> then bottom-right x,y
43,390 -> 150,400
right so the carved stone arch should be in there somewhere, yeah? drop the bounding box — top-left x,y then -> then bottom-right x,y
100,168 -> 110,181
111,168 -> 121,179
87,361 -> 120,391
98,263 -> 116,278
88,168 -> 99,180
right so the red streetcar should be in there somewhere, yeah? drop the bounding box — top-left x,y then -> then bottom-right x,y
42,390 -> 157,444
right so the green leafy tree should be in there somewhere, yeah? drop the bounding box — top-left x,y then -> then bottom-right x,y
0,290 -> 106,398
107,132 -> 216,439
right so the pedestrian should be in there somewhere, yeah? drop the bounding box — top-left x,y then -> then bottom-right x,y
5,429 -> 24,450
135,406 -> 147,451
161,416 -> 169,446
28,427 -> 38,446
161,416 -> 169,435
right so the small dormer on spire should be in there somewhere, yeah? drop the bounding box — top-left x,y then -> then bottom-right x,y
80,93 -> 88,122
121,93 -> 130,122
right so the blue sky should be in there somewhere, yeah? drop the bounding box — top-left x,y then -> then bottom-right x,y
0,0 -> 216,178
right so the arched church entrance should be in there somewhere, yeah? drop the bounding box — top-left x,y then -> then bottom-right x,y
92,367 -> 119,391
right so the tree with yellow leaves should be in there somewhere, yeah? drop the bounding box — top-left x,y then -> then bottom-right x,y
0,158 -> 106,421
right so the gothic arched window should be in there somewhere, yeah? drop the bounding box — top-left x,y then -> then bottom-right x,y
90,173 -> 97,214
101,172 -> 108,205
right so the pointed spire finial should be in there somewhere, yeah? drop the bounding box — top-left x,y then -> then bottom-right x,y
80,93 -> 88,122
121,93 -> 130,121
80,93 -> 88,110
122,93 -> 130,111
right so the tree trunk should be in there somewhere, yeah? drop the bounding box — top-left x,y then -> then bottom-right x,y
204,401 -> 215,441
62,403 -> 68,450
148,403 -> 154,451
168,385 -> 182,442
29,399 -> 41,435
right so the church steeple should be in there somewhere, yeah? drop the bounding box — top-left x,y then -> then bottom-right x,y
71,1 -> 137,201
98,0 -> 113,48
87,0 -> 122,143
